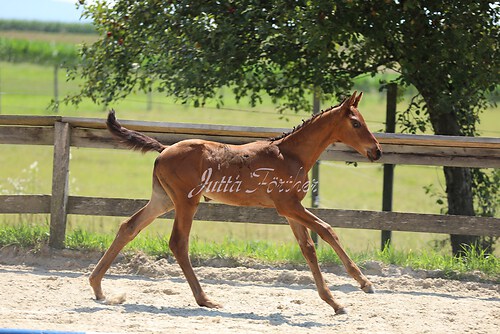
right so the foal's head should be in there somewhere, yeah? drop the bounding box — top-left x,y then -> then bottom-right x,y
334,92 -> 382,162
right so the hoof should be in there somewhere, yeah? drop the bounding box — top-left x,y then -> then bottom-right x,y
335,307 -> 348,315
198,300 -> 223,309
94,293 -> 106,301
361,284 -> 375,294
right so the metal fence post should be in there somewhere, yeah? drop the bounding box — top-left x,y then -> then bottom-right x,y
49,121 -> 71,249
311,89 -> 321,246
381,83 -> 397,250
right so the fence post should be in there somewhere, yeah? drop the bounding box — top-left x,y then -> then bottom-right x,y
381,83 -> 397,250
49,121 -> 71,249
310,88 -> 321,246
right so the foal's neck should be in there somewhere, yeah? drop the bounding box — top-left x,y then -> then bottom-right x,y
277,107 -> 342,171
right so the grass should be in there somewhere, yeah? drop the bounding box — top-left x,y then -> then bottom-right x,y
0,222 -> 498,282
376,244 -> 499,280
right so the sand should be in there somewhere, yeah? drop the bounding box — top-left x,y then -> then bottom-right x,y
0,246 -> 498,334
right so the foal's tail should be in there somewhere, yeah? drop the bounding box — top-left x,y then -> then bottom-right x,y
106,110 -> 167,153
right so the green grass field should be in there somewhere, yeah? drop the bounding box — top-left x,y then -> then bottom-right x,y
0,34 -> 499,257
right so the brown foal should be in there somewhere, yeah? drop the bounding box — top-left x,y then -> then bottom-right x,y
89,91 -> 382,314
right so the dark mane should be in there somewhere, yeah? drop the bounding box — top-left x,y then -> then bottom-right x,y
268,102 -> 343,142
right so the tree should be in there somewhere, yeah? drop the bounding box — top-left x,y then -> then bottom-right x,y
68,0 -> 499,255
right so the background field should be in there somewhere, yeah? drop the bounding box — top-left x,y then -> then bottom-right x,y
0,31 -> 499,256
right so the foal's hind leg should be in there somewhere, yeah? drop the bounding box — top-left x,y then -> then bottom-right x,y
89,179 -> 173,300
169,201 -> 221,308
287,218 -> 346,314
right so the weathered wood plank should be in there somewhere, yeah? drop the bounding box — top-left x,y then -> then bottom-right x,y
376,132 -> 500,149
373,153 -> 500,168
49,122 -> 71,249
70,128 -> 261,149
68,196 -> 147,217
310,208 -> 500,236
2,195 -> 498,236
69,128 -> 500,168
62,116 -> 286,139
66,196 -> 284,223
0,126 -> 54,145
0,115 -> 61,126
0,195 -> 51,213
65,196 -> 500,237
378,143 -> 500,158
321,143 -> 500,168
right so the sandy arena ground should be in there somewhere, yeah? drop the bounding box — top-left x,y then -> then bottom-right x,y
0,246 -> 499,334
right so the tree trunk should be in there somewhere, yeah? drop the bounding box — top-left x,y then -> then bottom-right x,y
426,99 -> 480,256
443,166 -> 478,256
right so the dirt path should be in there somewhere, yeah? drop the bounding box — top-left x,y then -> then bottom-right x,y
0,247 -> 499,334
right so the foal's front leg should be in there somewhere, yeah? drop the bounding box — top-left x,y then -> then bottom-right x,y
287,218 -> 347,314
280,202 -> 374,293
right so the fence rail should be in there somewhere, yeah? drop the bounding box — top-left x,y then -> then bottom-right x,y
1,115 -> 499,248
1,194 -> 498,237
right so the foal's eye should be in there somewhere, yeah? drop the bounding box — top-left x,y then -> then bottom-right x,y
352,121 -> 361,128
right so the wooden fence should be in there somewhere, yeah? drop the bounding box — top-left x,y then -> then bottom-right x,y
1,115 -> 499,248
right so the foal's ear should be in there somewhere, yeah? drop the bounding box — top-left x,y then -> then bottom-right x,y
348,91 -> 357,106
342,91 -> 358,109
353,92 -> 363,108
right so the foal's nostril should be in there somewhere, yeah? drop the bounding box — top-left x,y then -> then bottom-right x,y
375,148 -> 382,160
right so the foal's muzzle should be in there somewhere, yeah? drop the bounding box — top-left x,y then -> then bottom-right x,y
367,147 -> 382,162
